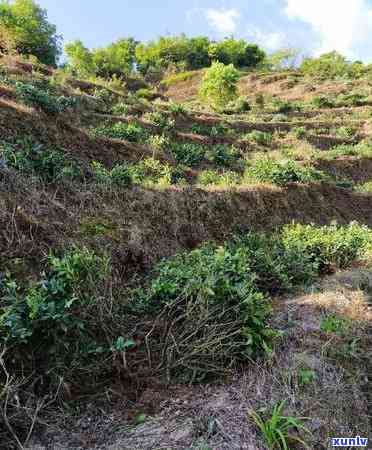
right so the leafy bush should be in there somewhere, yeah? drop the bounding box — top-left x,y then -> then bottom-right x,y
170,142 -> 206,166
292,127 -> 306,139
15,81 -> 77,113
205,144 -> 240,167
168,102 -> 187,115
222,96 -> 251,114
244,130 -> 273,146
335,126 -> 357,139
301,52 -> 352,80
190,123 -> 230,137
311,95 -> 336,109
111,102 -> 130,115
92,122 -> 148,143
1,139 -> 81,182
0,247 -> 108,349
143,111 -> 175,131
128,158 -> 173,186
282,222 -> 372,272
271,98 -> 298,114
136,88 -> 157,100
147,134 -> 171,151
199,62 -> 240,110
197,169 -> 241,186
91,161 -> 132,187
244,159 -> 327,186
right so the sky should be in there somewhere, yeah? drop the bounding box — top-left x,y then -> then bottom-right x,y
36,0 -> 372,62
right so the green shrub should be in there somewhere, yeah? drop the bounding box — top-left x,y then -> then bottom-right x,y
336,92 -> 368,107
197,169 -> 241,186
335,126 -> 357,139
205,144 -> 240,167
271,98 -> 298,114
170,142 -> 206,166
129,158 -> 173,186
292,127 -> 306,139
111,102 -> 130,115
244,159 -> 327,186
282,222 -> 372,272
199,62 -> 240,110
190,123 -> 230,137
147,134 -> 171,151
91,161 -> 132,187
311,95 -> 335,109
143,111 -> 175,132
168,102 -> 187,115
244,130 -> 273,146
15,81 -> 77,113
0,248 -> 108,348
92,122 -> 148,143
222,96 -> 251,114
138,243 -> 273,372
1,139 -> 81,182
136,88 -> 157,100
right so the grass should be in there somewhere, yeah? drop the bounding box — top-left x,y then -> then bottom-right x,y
249,401 -> 311,450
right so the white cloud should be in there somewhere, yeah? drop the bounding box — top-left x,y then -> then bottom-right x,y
248,29 -> 286,51
285,0 -> 372,59
205,8 -> 240,34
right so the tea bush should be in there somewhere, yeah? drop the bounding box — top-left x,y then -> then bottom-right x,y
91,161 -> 132,187
170,142 -> 206,166
244,158 -> 327,186
282,222 -> 372,272
1,139 -> 81,182
15,81 -> 77,113
197,169 -> 241,186
129,158 -> 173,186
0,247 -> 108,350
205,144 -> 240,167
244,130 -> 273,146
143,111 -> 175,132
92,122 -> 148,143
111,102 -> 130,115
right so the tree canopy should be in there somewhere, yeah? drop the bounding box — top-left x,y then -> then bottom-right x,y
0,0 -> 61,65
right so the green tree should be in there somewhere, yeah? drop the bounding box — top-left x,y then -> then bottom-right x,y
300,51 -> 351,79
0,0 -> 61,65
199,61 -> 240,109
267,48 -> 300,70
92,38 -> 137,78
64,40 -> 94,78
209,38 -> 265,68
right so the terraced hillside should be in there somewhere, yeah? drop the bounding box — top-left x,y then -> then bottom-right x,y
0,56 -> 371,449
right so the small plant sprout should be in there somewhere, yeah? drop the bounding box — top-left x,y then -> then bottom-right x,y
249,401 -> 312,450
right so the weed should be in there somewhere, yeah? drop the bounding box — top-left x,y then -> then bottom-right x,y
320,314 -> 350,335
244,158 -> 327,186
249,401 -> 311,450
298,369 -> 317,386
92,122 -> 148,143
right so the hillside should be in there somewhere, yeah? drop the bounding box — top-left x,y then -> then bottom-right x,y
0,55 -> 371,449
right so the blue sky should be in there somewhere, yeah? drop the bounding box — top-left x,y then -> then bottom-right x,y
37,0 -> 372,61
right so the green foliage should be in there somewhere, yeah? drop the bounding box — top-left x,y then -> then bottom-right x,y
143,111 -> 175,131
0,0 -> 61,65
15,80 -> 77,113
92,122 -> 148,143
320,314 -> 350,335
244,130 -> 273,146
266,48 -> 300,70
190,123 -> 230,137
205,144 -> 240,167
311,95 -> 336,109
292,127 -> 306,139
140,242 -> 273,363
1,139 -> 81,182
136,87 -> 157,100
147,134 -> 171,151
0,247 -> 108,348
222,96 -> 251,114
355,181 -> 372,193
168,101 -> 187,115
65,37 -> 137,78
281,222 -> 372,272
91,161 -> 132,187
319,143 -> 372,160
170,142 -> 206,166
209,38 -> 265,68
249,401 -> 311,450
199,62 -> 240,110
244,159 -> 327,186
128,157 -> 173,186
197,169 -> 241,186
271,98 -> 298,114
301,52 -> 362,80
298,369 -> 317,387
335,126 -> 357,139
111,102 -> 130,116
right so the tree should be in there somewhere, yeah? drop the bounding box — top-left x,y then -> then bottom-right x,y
0,0 -> 61,66
209,38 -> 265,68
300,51 -> 350,80
199,61 -> 240,110
267,48 -> 300,70
65,40 -> 94,78
65,38 -> 137,79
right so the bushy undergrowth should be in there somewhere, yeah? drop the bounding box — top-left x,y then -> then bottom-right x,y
170,142 -> 206,166
1,139 -> 81,182
243,130 -> 273,146
190,123 -> 231,137
15,81 -> 77,113
244,158 -> 328,186
143,111 -> 175,131
319,142 -> 372,160
130,223 -> 372,379
92,122 -> 148,143
197,169 -> 241,186
92,158 -> 183,187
